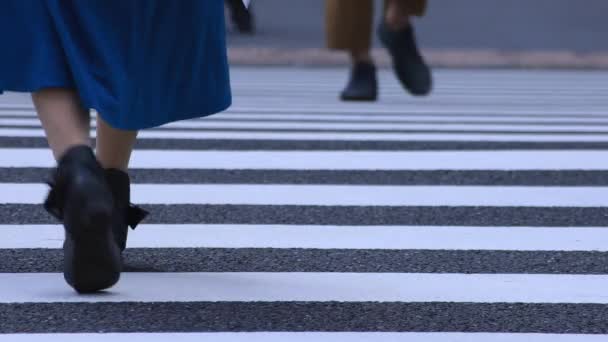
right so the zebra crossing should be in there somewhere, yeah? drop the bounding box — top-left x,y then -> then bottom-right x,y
1,67 -> 608,340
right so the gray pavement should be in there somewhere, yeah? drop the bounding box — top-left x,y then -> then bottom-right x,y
2,67 -> 608,339
228,0 -> 608,52
226,0 -> 608,68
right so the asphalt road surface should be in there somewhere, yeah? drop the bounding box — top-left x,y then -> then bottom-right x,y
1,66 -> 608,340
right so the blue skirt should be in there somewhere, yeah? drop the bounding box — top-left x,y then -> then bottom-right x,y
0,0 -> 231,130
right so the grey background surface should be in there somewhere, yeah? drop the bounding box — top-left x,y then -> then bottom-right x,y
227,0 -> 608,52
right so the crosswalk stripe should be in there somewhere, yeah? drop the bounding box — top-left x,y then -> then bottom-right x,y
230,90 -> 608,97
9,125 -> 608,136
7,110 -> 608,123
10,117 -> 608,132
226,106 -> 608,116
4,183 -> 608,207
2,67 -> 608,337
8,127 -> 608,142
4,224 -> 608,251
229,67 -> 608,77
228,77 -> 608,85
4,106 -> 608,116
229,99 -> 608,107
2,272 -> 608,304
4,148 -> 608,170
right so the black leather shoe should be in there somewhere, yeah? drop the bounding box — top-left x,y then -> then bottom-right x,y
378,22 -> 432,96
340,62 -> 378,101
44,145 -> 122,293
104,169 -> 148,252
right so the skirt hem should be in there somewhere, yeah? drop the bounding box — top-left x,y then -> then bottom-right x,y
1,84 -> 232,130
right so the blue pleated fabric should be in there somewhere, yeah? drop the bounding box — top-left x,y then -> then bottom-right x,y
0,0 -> 231,130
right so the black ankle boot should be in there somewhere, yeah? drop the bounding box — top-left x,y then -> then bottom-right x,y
44,145 -> 122,293
378,22 -> 432,96
340,62 -> 378,101
104,169 -> 148,252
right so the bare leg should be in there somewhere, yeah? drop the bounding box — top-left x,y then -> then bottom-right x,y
95,115 -> 137,171
95,114 -> 145,253
32,88 -> 90,160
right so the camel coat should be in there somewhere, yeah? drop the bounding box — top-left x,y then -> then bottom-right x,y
326,0 -> 427,51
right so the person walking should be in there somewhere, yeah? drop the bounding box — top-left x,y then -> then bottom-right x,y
326,0 -> 432,101
0,1 -> 231,293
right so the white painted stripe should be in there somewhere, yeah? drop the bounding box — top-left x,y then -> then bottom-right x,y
2,332 -> 606,342
233,79 -> 607,86
2,272 -> 608,303
74,122 -> 608,133
230,75 -> 608,84
228,94 -> 608,102
2,148 -> 608,170
4,183 -> 608,207
229,104 -> 608,113
232,79 -> 608,87
263,85 -> 608,91
231,86 -> 608,93
6,128 -> 608,142
231,94 -> 606,102
234,92 -> 607,99
227,105 -> 608,114
3,105 -> 608,116
3,224 -> 608,251
216,113 -> 608,123
230,83 -> 608,90
230,105 -> 608,114
230,82 -> 608,90
4,111 -> 608,124
231,68 -> 608,77
5,111 -> 608,123
118,131 -> 608,142
232,72 -> 608,80
233,87 -> 608,94
233,75 -> 608,83
8,117 -> 608,133
231,72 -> 608,79
232,66 -> 606,74
230,82 -> 608,89
233,96 -> 608,104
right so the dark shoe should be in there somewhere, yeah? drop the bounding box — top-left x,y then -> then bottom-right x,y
226,0 -> 254,34
104,169 -> 148,252
378,22 -> 432,96
44,145 -> 121,293
340,62 -> 378,101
